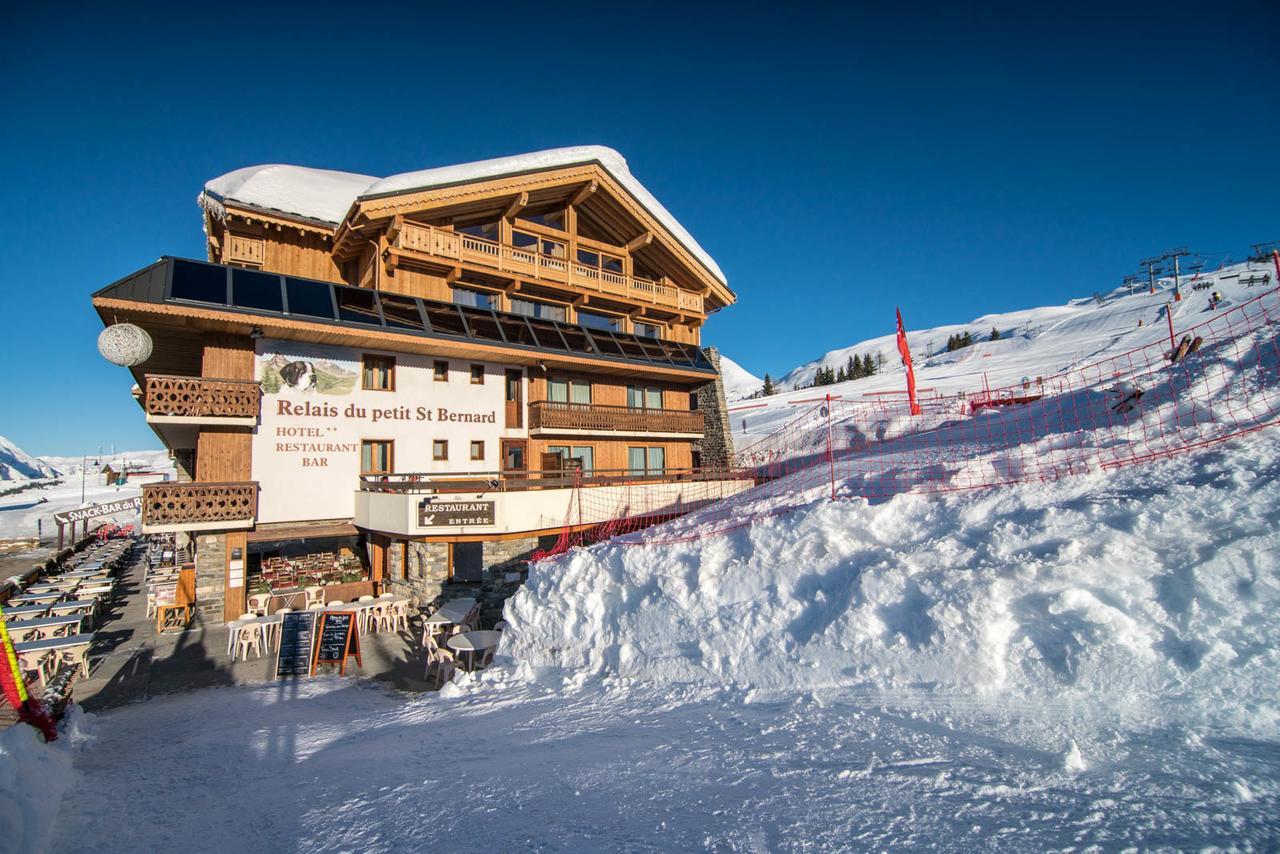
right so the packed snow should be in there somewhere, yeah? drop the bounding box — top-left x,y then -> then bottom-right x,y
199,146 -> 728,286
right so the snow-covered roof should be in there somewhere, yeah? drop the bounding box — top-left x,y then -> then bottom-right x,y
199,164 -> 377,226
199,146 -> 727,287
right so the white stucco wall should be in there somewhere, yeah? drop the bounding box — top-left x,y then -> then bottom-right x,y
251,338 -> 526,523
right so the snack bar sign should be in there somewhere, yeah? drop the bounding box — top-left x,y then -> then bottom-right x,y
417,500 -> 496,528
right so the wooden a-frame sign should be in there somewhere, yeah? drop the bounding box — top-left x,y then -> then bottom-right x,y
311,611 -> 362,676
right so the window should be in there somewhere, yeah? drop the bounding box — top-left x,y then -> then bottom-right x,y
470,364 -> 485,385
434,361 -> 449,382
509,297 -> 567,322
456,221 -> 499,241
360,440 -> 393,476
548,445 -> 594,473
627,385 -> 663,409
470,440 -> 485,461
627,446 -> 666,476
452,286 -> 497,310
433,440 -> 448,461
521,210 -> 566,230
576,248 -> 624,275
578,310 -> 620,332
634,321 -> 662,339
361,355 -> 395,391
548,377 -> 591,404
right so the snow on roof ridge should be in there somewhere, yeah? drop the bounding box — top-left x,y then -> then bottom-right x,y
199,164 -> 379,226
199,147 -> 727,287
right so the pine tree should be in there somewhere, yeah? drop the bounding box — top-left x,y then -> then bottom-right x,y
836,366 -> 847,383
990,327 -> 1001,341
865,353 -> 876,375
761,373 -> 774,396
846,355 -> 856,380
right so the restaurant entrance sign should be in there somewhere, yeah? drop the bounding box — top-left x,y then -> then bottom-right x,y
417,500 -> 496,528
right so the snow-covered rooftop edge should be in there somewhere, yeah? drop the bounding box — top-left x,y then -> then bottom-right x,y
198,146 -> 728,287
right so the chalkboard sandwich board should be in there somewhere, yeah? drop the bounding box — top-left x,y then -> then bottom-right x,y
275,611 -> 318,678
311,611 -> 362,676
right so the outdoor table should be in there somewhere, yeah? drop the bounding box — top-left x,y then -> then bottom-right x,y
227,615 -> 282,658
268,588 -> 307,611
48,601 -> 96,619
9,592 -> 63,606
25,582 -> 77,594
5,615 -> 83,643
423,597 -> 477,627
446,630 -> 502,671
63,570 -> 109,580
14,633 -> 95,679
1,604 -> 52,621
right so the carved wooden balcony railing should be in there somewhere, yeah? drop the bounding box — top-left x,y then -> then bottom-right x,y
141,482 -> 258,530
392,221 -> 705,314
529,401 -> 704,435
144,375 -> 261,420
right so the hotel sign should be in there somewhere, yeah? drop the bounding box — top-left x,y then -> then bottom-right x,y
54,496 -> 143,524
418,500 -> 496,528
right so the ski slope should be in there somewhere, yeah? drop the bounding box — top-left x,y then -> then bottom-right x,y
730,261 -> 1272,442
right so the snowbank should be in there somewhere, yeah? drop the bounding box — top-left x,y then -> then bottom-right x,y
504,433 -> 1280,734
0,708 -> 90,851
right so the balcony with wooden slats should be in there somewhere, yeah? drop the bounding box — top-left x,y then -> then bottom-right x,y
529,401 -> 704,437
143,375 -> 261,425
390,221 -> 705,314
141,482 -> 259,534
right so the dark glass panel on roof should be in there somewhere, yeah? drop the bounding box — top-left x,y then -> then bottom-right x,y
461,308 -> 505,343
590,332 -> 627,358
557,324 -> 596,355
423,303 -> 468,337
170,259 -> 227,304
231,268 -> 284,313
336,287 -> 381,325
285,277 -> 335,320
381,293 -> 425,331
497,315 -> 539,348
613,335 -> 654,362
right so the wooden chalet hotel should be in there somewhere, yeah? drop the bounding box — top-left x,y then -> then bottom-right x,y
92,146 -> 747,621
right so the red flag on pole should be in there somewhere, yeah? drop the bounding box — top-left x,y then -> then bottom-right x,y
896,308 -> 922,416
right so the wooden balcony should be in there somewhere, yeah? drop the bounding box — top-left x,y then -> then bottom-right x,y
141,482 -> 258,533
529,401 -> 704,437
143,375 -> 261,424
391,221 -> 705,314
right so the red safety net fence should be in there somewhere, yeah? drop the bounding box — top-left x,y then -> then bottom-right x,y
531,286 -> 1280,559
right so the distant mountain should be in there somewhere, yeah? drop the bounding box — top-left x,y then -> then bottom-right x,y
719,355 -> 764,401
0,434 -> 62,481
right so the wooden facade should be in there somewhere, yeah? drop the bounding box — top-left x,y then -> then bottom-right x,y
99,150 -> 737,618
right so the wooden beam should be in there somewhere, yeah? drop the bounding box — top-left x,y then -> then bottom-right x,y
445,266 -> 462,284
626,231 -> 653,252
569,179 -> 598,207
385,214 -> 404,245
503,191 -> 529,220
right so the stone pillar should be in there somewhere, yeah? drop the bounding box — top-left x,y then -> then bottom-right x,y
482,537 -> 539,579
193,532 -> 227,621
390,541 -> 450,605
693,346 -> 736,469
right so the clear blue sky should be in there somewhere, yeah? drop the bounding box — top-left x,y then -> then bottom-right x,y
1,2 -> 1276,455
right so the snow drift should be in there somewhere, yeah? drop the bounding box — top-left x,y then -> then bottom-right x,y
503,433 -> 1280,735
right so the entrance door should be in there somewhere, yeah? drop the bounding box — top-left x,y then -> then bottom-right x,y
450,541 -> 484,584
501,439 -> 527,473
505,369 -> 523,428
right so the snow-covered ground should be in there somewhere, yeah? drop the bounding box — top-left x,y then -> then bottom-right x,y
0,434 -> 60,482
0,451 -> 170,541
19,433 -> 1278,850
719,353 -> 765,401
728,261 -> 1273,441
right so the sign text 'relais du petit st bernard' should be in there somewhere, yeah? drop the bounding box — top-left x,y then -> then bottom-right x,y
275,400 -> 498,424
